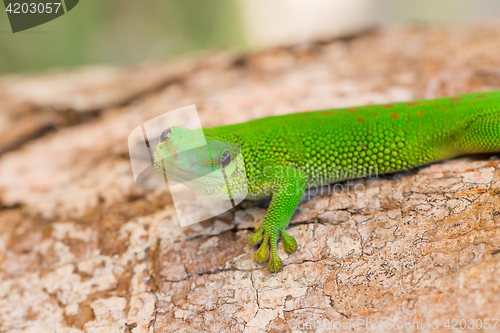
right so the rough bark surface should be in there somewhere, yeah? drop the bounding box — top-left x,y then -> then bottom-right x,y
1,24 -> 500,333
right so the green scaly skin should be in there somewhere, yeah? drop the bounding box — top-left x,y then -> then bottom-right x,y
154,91 -> 500,272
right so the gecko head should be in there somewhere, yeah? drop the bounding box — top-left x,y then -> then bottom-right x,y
153,126 -> 247,200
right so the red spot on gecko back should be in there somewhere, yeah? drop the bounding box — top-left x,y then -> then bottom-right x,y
417,110 -> 424,117
372,113 -> 377,117
436,105 -> 441,108
348,109 -> 357,114
390,113 -> 400,119
383,104 -> 394,108
450,97 -> 462,102
321,111 -> 336,115
476,94 -> 486,99
357,116 -> 364,123
407,102 -> 418,106
300,115 -> 307,118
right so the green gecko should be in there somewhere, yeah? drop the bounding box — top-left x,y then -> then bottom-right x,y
153,91 -> 500,272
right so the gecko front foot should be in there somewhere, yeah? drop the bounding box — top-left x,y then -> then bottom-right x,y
248,224 -> 297,272
246,166 -> 306,272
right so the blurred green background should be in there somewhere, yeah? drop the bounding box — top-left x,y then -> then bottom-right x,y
2,0 -> 500,74
0,0 -> 246,73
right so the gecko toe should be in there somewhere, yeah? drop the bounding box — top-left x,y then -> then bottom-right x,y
280,228 -> 297,253
268,250 -> 283,272
247,228 -> 264,246
267,233 -> 283,272
254,235 -> 270,263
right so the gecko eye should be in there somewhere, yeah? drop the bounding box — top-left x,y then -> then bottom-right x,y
221,151 -> 231,168
159,128 -> 171,143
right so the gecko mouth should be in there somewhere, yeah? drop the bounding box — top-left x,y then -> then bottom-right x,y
154,153 -> 226,184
